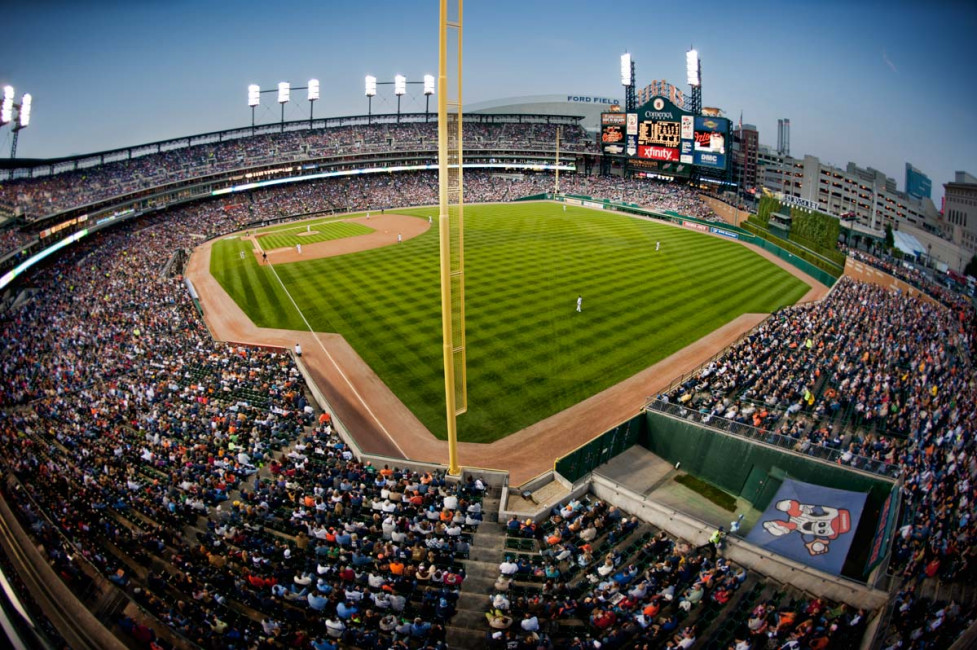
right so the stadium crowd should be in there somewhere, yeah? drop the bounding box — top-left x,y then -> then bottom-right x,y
196,172 -> 721,229
662,276 -> 977,592
486,497 -> 869,649
5,148 -> 975,647
0,121 -> 598,220
0,201 -> 486,648
841,244 -> 973,310
0,227 -> 34,258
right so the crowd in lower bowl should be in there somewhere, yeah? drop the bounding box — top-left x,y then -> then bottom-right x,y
485,496 -> 880,650
1,170 -> 973,648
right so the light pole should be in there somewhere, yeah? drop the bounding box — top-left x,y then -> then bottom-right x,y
394,74 -> 406,123
278,82 -> 290,133
1,86 -> 13,127
686,48 -> 701,115
248,84 -> 260,136
2,87 -> 32,159
366,74 -> 434,122
365,75 -> 377,124
424,74 -> 435,122
620,53 -> 635,111
308,79 -> 319,129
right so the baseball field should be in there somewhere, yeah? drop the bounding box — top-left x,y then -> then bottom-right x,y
209,203 -> 810,443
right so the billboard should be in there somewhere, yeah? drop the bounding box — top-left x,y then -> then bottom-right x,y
601,112 -> 627,156
693,116 -> 730,170
905,163 -> 932,200
745,478 -> 866,576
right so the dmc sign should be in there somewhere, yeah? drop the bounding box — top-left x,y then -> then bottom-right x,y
567,96 -> 619,104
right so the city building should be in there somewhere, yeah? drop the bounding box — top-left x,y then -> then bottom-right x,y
635,80 -> 686,111
943,171 -> 977,260
732,123 -> 759,194
776,118 -> 790,155
756,147 -> 940,231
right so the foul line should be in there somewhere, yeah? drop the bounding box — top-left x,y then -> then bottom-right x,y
252,237 -> 409,459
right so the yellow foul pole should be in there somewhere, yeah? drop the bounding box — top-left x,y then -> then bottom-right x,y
438,0 -> 465,476
555,126 -> 561,196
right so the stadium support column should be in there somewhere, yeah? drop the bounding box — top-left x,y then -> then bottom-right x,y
437,0 -> 466,476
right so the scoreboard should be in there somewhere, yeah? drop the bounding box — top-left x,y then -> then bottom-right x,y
602,95 -> 730,174
638,120 -> 681,148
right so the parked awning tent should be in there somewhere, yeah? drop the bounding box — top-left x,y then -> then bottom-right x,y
893,230 -> 925,257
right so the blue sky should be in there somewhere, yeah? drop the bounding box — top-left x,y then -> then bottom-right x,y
1,0 -> 974,202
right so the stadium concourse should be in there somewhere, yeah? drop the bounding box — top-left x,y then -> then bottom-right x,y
0,134 -> 973,648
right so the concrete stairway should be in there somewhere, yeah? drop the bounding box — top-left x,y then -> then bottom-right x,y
446,487 -> 506,648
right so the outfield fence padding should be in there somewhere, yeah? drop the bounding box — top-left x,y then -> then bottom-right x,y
554,414 -> 646,484
642,410 -> 894,507
555,195 -> 841,288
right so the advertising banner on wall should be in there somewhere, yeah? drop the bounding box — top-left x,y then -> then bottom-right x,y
638,145 -> 679,162
745,478 -> 866,576
693,115 -> 730,170
626,113 -> 638,135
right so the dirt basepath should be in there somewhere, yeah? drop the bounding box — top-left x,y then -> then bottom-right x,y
187,208 -> 830,486
252,214 -> 430,263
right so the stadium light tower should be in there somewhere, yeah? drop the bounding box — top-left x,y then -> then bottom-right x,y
278,82 -> 290,133
308,79 -> 319,129
686,48 -> 702,115
394,74 -> 406,123
247,84 -> 260,135
7,90 -> 32,159
621,53 -> 636,112
365,75 -> 377,124
424,74 -> 435,122
1,86 -> 14,126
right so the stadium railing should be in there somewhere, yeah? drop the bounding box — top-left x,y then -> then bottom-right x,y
644,398 -> 901,479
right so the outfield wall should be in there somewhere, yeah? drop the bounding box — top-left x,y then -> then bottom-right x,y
554,414 -> 646,483
642,409 -> 896,578
642,410 -> 895,506
553,194 -> 840,287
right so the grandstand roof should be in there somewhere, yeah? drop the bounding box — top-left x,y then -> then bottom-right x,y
468,94 -> 621,133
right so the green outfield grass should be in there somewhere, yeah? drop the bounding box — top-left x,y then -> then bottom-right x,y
257,221 -> 373,251
210,203 -> 810,443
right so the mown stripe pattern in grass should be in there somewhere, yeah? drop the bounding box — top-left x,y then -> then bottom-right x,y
213,204 -> 809,443
209,237 -> 308,331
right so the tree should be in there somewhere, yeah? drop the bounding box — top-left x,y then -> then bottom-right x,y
966,254 -> 977,279
884,224 -> 894,250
